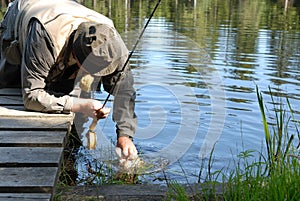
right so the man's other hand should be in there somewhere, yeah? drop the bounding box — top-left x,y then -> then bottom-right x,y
116,136 -> 138,160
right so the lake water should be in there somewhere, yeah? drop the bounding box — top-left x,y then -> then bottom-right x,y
74,0 -> 300,184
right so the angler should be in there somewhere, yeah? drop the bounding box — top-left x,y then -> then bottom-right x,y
0,0 -> 138,159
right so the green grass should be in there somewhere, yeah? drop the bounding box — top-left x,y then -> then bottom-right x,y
221,87 -> 299,201
165,180 -> 190,201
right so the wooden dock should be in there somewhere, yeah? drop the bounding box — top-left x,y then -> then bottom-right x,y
0,88 -> 74,201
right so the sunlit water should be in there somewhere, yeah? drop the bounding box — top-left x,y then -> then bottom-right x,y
75,0 -> 300,184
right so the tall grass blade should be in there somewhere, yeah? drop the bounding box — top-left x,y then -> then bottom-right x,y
256,86 -> 272,165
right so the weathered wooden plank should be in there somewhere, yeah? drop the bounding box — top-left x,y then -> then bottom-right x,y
0,193 -> 51,201
0,131 -> 66,147
0,167 -> 58,193
0,147 -> 63,167
0,88 -> 75,199
57,183 -> 226,201
0,117 -> 72,131
0,88 -> 22,96
0,106 -> 74,119
57,185 -> 168,201
0,96 -> 23,106
0,105 -> 24,110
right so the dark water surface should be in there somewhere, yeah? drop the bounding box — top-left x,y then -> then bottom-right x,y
75,0 -> 300,184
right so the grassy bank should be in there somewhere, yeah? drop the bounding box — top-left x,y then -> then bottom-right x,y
219,87 -> 299,201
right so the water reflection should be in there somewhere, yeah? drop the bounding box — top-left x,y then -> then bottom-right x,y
78,0 -> 300,184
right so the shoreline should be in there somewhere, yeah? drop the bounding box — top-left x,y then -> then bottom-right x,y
55,183 -> 224,201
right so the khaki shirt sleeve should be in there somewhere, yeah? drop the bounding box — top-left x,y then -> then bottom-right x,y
102,69 -> 137,138
21,19 -> 73,113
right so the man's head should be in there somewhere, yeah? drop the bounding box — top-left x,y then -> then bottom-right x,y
73,22 -> 128,76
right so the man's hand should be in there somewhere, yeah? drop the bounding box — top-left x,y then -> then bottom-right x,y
95,106 -> 110,119
116,136 -> 138,160
71,98 -> 111,119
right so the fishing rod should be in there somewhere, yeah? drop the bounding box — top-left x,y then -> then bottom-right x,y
101,0 -> 161,109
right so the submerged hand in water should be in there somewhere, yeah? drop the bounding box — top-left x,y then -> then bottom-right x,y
115,147 -> 145,174
115,147 -> 169,175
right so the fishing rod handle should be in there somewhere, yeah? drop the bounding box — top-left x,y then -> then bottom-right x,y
89,118 -> 98,132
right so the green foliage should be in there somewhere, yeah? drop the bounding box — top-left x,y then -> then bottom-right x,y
223,149 -> 300,201
165,180 -> 190,201
257,86 -> 296,173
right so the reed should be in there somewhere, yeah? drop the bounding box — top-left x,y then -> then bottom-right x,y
222,87 -> 300,201
256,86 -> 296,173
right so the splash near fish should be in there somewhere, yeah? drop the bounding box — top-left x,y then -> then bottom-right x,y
114,147 -> 169,183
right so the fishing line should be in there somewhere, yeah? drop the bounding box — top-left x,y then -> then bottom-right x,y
101,0 -> 161,109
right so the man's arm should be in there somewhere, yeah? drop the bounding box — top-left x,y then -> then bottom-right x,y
21,19 -> 110,119
21,19 -> 73,113
102,68 -> 138,159
102,69 -> 137,138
